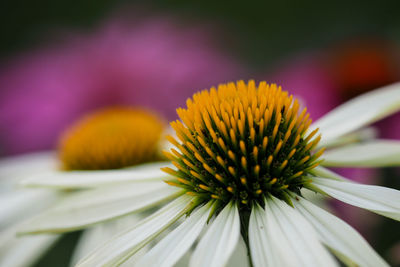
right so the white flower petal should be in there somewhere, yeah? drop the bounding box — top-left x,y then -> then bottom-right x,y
311,82 -> 400,145
226,237 -> 250,267
70,215 -> 142,266
0,151 -> 56,175
190,201 -> 240,267
0,189 -> 59,228
20,161 -> 172,189
310,166 -> 348,181
249,204 -> 282,267
19,181 -> 182,234
72,227 -> 111,266
173,250 -> 191,267
292,196 -> 388,267
0,221 -> 60,267
118,245 -> 150,267
311,177 -> 400,220
322,140 -> 400,167
0,234 -> 59,267
76,195 -> 193,267
136,202 -> 212,267
0,151 -> 57,191
320,127 -> 378,149
265,196 -> 337,267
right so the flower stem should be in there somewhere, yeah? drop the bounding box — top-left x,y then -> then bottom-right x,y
240,209 -> 254,267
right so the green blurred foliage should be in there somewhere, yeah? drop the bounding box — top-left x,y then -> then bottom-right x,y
32,232 -> 81,267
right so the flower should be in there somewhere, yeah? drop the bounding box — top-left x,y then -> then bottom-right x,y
18,81 -> 400,267
59,108 -> 165,170
0,15 -> 241,155
0,107 -> 172,266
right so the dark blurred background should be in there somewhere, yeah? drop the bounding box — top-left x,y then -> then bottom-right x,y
1,0 -> 400,65
1,0 -> 400,266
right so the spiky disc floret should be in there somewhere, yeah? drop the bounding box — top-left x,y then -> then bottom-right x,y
163,81 -> 324,211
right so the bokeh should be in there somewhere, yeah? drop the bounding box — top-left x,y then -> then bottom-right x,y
1,1 -> 400,266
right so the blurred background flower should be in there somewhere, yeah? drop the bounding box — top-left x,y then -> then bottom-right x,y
0,14 -> 243,156
1,1 -> 400,266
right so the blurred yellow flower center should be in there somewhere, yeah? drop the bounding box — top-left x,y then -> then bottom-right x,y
163,80 -> 324,209
59,108 -> 164,170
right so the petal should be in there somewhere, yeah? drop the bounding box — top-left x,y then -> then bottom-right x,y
190,201 -> 240,267
19,181 -> 182,234
76,195 -> 193,267
0,189 -> 59,228
20,161 -> 172,189
265,196 -> 337,267
311,177 -> 400,220
71,215 -> 142,266
226,237 -> 250,267
249,204 -> 282,267
310,166 -> 348,181
292,196 -> 388,267
311,83 -> 400,145
0,234 -> 59,267
136,202 -> 212,267
322,140 -> 400,167
0,151 -> 57,191
320,127 -> 377,149
0,220 -> 60,267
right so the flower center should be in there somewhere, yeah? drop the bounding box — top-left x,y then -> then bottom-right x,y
59,107 -> 164,170
163,81 -> 324,210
